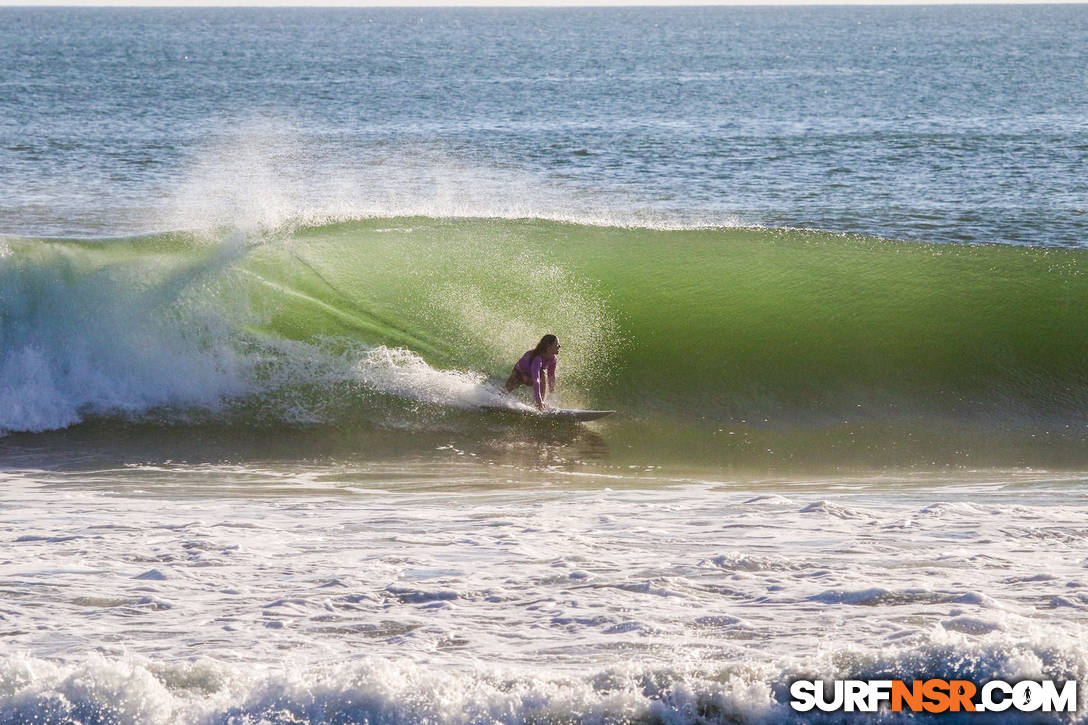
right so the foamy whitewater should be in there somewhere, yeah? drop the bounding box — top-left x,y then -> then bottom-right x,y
5,470 -> 1088,724
3,6 -> 1088,724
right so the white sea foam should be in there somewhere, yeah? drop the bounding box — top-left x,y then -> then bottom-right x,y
3,475 -> 1088,723
351,346 -> 508,410
0,242 -> 253,434
2,635 -> 1084,724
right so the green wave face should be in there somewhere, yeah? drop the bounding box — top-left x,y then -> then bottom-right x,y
4,219 -> 1087,470
267,219 -> 1088,418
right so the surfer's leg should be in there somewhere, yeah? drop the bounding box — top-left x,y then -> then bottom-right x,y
504,367 -> 526,392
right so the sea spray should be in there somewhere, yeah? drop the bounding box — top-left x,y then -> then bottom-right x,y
0,235 -> 254,433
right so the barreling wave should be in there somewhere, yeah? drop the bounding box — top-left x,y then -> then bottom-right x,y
2,218 -> 1087,464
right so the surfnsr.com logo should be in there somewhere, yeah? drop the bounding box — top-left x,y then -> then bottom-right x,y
790,679 -> 1077,714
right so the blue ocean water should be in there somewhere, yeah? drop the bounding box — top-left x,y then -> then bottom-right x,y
2,5 -> 1086,244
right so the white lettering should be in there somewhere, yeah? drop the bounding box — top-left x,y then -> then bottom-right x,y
1013,681 -> 1044,712
790,681 -> 817,712
1041,681 -> 1077,713
982,681 -> 1013,712
868,680 -> 894,711
790,678 -> 1078,714
816,680 -> 844,712
844,681 -> 869,712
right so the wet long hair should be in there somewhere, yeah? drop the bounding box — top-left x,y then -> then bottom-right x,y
531,334 -> 558,360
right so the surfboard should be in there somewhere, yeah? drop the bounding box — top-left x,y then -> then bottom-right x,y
479,406 -> 615,422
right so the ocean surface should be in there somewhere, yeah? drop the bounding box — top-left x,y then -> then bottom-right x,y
2,6 -> 1088,724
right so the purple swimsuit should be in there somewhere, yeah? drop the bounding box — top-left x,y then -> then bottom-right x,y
516,350 -> 557,406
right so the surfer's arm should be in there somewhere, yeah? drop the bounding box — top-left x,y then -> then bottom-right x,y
531,356 -> 546,408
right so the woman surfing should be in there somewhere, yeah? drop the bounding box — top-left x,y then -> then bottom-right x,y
504,334 -> 560,410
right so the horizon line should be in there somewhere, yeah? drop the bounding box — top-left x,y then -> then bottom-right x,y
3,0 -> 1087,6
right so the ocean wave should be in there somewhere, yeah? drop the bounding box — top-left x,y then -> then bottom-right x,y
2,218 -> 1087,466
3,630 -> 1086,725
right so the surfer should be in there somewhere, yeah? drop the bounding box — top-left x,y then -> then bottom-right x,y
504,334 -> 560,410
